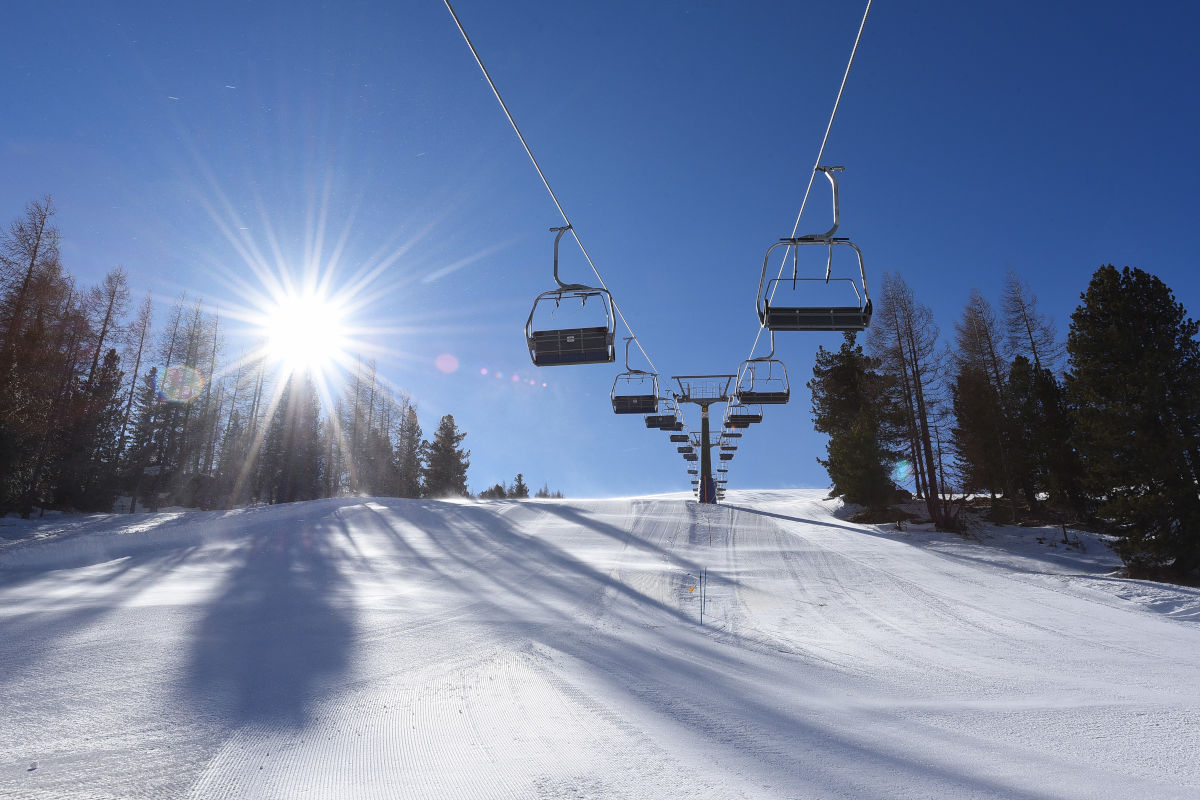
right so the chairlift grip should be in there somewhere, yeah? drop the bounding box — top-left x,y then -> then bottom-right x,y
551,224 -> 588,291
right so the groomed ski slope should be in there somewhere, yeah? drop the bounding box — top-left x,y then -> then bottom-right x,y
2,490 -> 1199,799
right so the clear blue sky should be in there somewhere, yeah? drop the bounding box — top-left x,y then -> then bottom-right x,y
3,1 -> 1198,498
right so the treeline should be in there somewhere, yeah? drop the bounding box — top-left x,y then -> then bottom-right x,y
478,473 -> 564,500
810,265 -> 1200,579
0,197 -> 556,516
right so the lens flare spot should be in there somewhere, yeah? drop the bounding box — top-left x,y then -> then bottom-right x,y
435,353 -> 459,374
157,364 -> 206,403
891,459 -> 912,484
479,367 -> 488,376
511,374 -> 520,383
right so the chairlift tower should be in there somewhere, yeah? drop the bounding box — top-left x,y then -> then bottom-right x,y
673,375 -> 735,504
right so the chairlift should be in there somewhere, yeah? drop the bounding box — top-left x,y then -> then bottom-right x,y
722,430 -> 742,438
735,331 -> 790,405
611,337 -> 659,414
756,167 -> 872,333
684,453 -> 699,462
677,445 -> 694,454
720,443 -> 737,452
645,396 -> 681,430
669,433 -> 690,443
526,225 -> 616,366
687,468 -> 698,475
719,452 -> 734,461
726,402 -> 763,427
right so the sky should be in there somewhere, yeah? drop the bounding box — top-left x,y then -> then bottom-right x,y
3,0 -> 1199,499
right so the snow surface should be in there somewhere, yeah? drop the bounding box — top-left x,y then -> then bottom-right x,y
2,490 -> 1198,799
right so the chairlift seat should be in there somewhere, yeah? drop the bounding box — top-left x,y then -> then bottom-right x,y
719,452 -> 734,461
677,446 -> 694,454
727,412 -> 763,425
528,326 -> 614,366
644,414 -> 677,429
735,389 -> 790,405
684,453 -> 699,461
669,433 -> 689,443
760,302 -> 872,333
612,394 -> 658,414
722,431 -> 742,438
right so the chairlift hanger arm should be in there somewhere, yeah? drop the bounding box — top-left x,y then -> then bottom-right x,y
551,225 -> 590,291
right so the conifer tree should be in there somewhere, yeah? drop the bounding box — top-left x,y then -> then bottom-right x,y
393,402 -> 424,498
809,332 -> 897,510
260,372 -> 324,503
1066,265 -> 1200,575
479,482 -> 507,499
421,414 -> 470,498
509,473 -> 529,499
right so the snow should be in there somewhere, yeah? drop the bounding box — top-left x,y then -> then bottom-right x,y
2,490 -> 1198,799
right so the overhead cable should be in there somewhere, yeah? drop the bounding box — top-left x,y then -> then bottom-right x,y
443,0 -> 658,374
744,0 -> 873,366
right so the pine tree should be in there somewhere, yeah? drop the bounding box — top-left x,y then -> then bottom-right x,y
421,414 -> 470,498
808,332 -> 897,510
53,348 -> 125,510
1066,265 -> 1200,575
125,367 -> 165,512
479,482 -> 507,500
509,473 -> 529,499
393,402 -> 423,498
260,373 -> 324,504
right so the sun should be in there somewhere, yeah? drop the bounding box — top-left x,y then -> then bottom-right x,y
260,291 -> 349,375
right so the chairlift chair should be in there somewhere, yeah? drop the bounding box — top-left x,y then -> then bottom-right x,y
645,396 -> 681,429
677,445 -> 694,454
687,468 -> 698,475
611,337 -> 659,414
719,452 -> 734,461
684,453 -> 699,462
726,402 -> 763,427
526,226 -> 616,366
734,332 -> 790,405
756,167 -> 872,333
669,433 -> 689,443
722,430 -> 742,438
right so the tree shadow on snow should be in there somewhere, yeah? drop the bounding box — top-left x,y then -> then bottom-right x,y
183,510 -> 356,728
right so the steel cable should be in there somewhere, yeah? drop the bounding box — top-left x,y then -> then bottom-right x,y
743,0 -> 873,369
443,0 -> 658,374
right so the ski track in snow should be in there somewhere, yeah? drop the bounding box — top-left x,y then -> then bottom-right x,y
1,490 -> 1198,799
